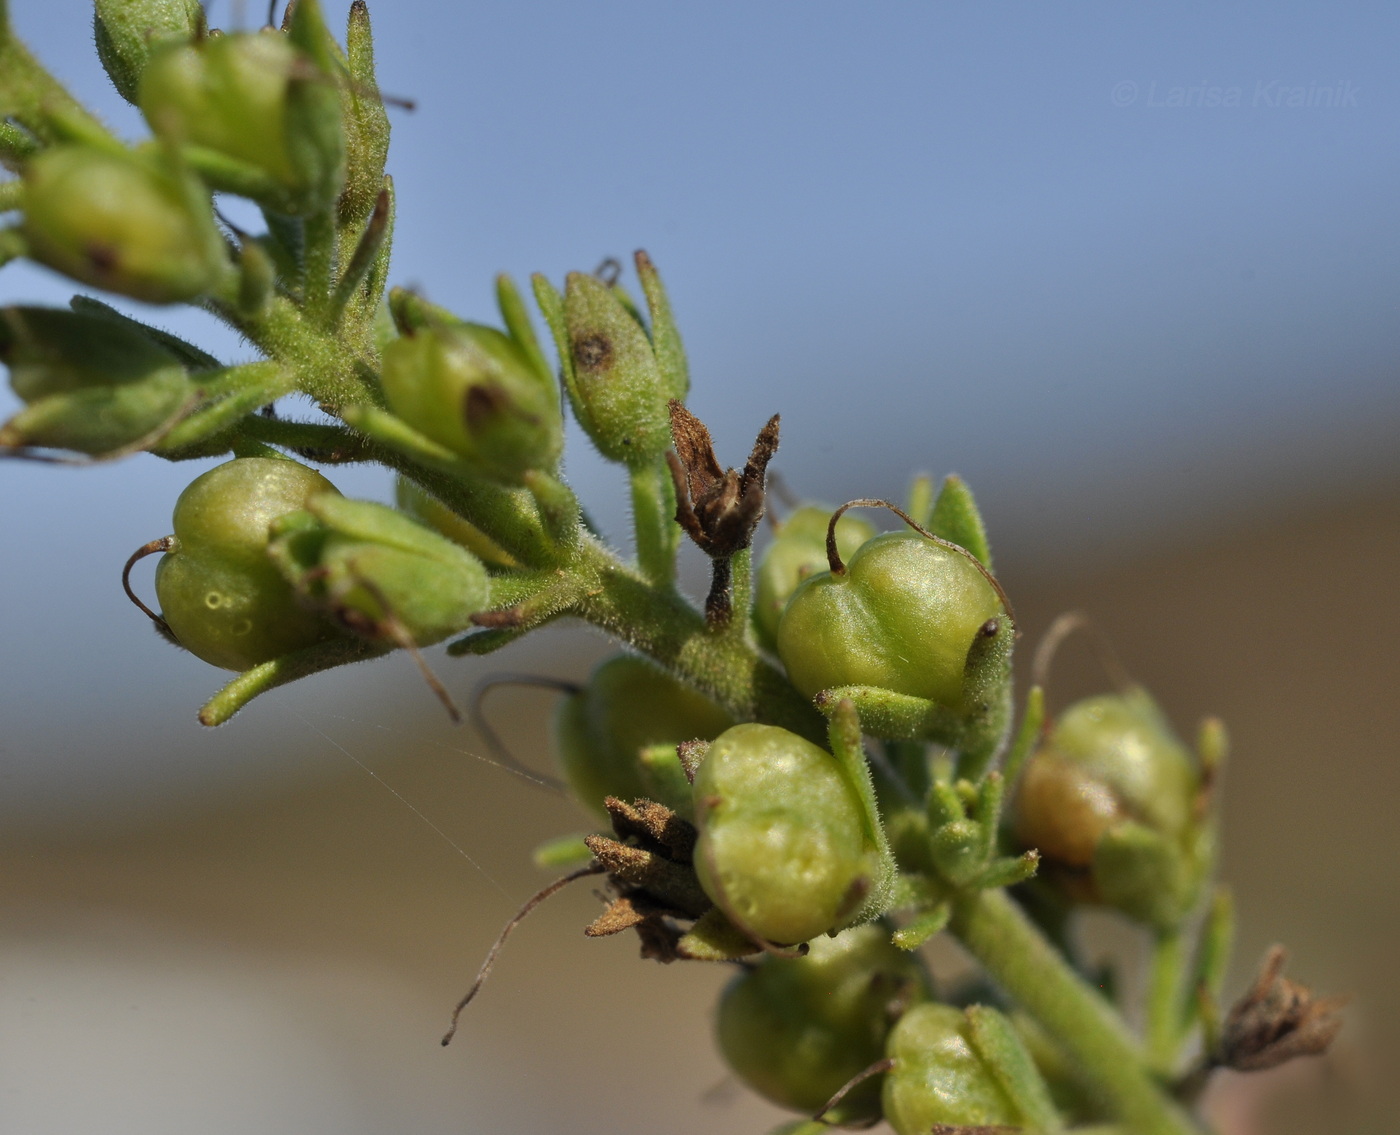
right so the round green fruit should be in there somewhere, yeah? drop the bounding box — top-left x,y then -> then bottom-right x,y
553,654 -> 733,820
717,923 -> 930,1119
692,723 -> 875,945
154,458 -> 344,670
777,530 -> 1008,707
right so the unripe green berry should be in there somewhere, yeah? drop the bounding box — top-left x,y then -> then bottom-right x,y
692,723 -> 876,945
881,1004 -> 1023,1134
381,323 -> 562,484
0,306 -> 192,455
553,654 -> 733,820
754,505 -> 875,651
21,146 -> 225,304
717,923 -> 931,1119
93,0 -> 204,105
777,530 -> 1007,706
154,458 -> 345,670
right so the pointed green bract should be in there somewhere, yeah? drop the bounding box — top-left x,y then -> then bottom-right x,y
338,0 -> 390,227
964,1004 -> 1064,1131
929,474 -> 993,571
268,494 -> 491,647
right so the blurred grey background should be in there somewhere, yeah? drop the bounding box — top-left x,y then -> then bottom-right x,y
1,1 -> 1396,1132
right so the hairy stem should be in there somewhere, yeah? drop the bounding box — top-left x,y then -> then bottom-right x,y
628,459 -> 678,588
569,538 -> 823,742
949,889 -> 1200,1135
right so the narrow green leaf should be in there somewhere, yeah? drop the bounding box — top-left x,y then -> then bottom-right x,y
929,474 -> 993,571
892,902 -> 951,950
966,1003 -> 1064,1131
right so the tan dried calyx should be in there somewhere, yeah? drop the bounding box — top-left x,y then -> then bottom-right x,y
1218,945 -> 1347,1072
666,400 -> 779,624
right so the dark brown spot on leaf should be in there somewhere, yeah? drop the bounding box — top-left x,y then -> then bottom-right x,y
572,332 -> 613,372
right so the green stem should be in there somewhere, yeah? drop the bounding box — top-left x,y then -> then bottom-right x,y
1147,930 -> 1187,1074
0,177 -> 20,212
569,539 -> 823,742
949,889 -> 1200,1135
0,26 -> 109,145
628,460 -> 678,587
240,415 -> 375,462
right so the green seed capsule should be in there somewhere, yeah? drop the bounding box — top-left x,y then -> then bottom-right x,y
753,505 -> 875,652
381,322 -> 562,484
93,0 -> 204,105
692,723 -> 877,945
717,923 -> 931,1119
1013,689 -> 1206,930
139,30 -> 345,215
553,654 -> 734,820
0,306 -> 192,455
21,145 -> 225,304
154,458 -> 345,670
777,530 -> 1008,707
882,1004 -> 1023,1134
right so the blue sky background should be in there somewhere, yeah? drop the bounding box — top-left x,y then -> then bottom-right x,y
1,0 -> 1397,820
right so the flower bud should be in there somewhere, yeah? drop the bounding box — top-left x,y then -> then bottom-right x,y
754,505 -> 875,651
717,923 -> 931,1120
267,495 -> 491,648
93,0 -> 203,105
0,306 -> 192,455
553,654 -> 734,821
777,530 -> 1010,711
139,29 -> 345,215
381,319 -> 562,484
692,723 -> 879,945
21,144 -> 226,303
548,269 -> 675,466
1012,689 -> 1208,930
881,1004 -> 1025,1133
154,458 -> 346,670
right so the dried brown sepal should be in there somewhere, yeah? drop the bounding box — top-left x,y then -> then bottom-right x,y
1219,945 -> 1347,1072
633,913 -> 688,963
603,795 -> 697,862
667,400 -> 780,624
582,834 -> 710,917
584,892 -> 668,937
